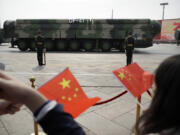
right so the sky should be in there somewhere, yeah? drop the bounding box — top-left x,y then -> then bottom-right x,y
0,0 -> 179,27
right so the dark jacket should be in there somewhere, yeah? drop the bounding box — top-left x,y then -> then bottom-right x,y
125,36 -> 135,50
35,35 -> 45,50
38,104 -> 85,135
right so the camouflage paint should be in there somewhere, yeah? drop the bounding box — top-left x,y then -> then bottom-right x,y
3,19 -> 161,51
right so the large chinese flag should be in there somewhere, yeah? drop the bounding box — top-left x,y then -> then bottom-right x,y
38,68 -> 101,118
113,63 -> 154,98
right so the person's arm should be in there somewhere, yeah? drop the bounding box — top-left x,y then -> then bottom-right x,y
0,70 -> 47,112
0,71 -> 85,135
34,101 -> 85,135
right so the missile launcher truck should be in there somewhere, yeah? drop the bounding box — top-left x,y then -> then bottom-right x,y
3,19 -> 161,51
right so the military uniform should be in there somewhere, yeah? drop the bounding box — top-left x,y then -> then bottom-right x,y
125,34 -> 135,65
10,38 -> 15,48
177,32 -> 180,46
35,34 -> 45,66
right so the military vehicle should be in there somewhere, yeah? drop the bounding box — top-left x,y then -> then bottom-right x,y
0,28 -> 11,44
3,19 -> 160,51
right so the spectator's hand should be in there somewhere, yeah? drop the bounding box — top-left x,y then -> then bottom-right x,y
0,100 -> 22,115
0,70 -> 33,103
0,70 -> 47,113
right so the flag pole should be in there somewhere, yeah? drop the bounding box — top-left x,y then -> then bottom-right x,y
135,96 -> 141,135
29,77 -> 47,135
29,77 -> 39,135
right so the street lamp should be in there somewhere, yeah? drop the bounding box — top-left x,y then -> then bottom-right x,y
111,9 -> 114,19
160,2 -> 169,20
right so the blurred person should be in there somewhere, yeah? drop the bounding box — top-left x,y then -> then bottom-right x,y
35,31 -> 46,66
136,54 -> 180,135
175,29 -> 180,46
177,31 -> 180,46
125,31 -> 135,65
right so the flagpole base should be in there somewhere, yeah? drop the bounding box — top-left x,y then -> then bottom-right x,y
30,132 -> 47,135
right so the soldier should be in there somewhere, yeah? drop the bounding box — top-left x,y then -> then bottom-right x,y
10,37 -> 15,48
35,31 -> 45,66
175,30 -> 180,46
177,31 -> 180,46
125,31 -> 135,65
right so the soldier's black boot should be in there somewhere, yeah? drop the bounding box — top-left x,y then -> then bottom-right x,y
39,61 -> 43,66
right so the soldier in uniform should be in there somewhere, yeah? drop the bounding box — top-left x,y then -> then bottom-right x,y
125,31 -> 135,65
35,31 -> 45,66
177,31 -> 180,46
175,29 -> 180,46
10,37 -> 15,48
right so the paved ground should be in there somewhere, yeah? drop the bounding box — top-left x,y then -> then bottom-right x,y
0,43 -> 180,135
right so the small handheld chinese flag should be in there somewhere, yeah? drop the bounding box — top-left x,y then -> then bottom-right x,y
38,68 -> 101,118
113,63 -> 154,98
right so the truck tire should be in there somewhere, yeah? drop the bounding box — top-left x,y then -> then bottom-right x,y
83,40 -> 94,51
69,40 -> 80,51
56,40 -> 67,51
17,40 -> 28,51
29,40 -> 36,51
45,40 -> 54,51
100,40 -> 111,52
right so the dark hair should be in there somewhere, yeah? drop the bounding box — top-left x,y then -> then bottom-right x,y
137,55 -> 180,135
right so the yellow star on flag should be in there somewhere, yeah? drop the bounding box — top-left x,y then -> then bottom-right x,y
59,78 -> 71,89
118,72 -> 125,80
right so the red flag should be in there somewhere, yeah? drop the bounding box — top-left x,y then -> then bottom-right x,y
113,63 -> 154,98
38,68 -> 101,118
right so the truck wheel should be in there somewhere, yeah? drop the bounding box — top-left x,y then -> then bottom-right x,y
45,40 -> 54,51
83,41 -> 94,51
56,40 -> 67,51
29,41 -> 36,51
69,41 -> 80,51
119,44 -> 125,52
100,41 -> 111,52
17,40 -> 28,51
